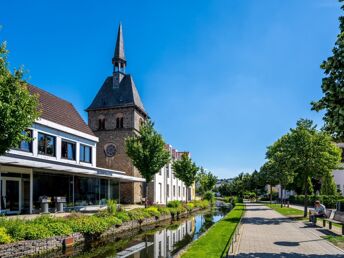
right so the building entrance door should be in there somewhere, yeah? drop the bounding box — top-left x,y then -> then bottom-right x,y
1,178 -> 21,214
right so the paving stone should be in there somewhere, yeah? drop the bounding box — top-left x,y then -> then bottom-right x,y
236,203 -> 344,257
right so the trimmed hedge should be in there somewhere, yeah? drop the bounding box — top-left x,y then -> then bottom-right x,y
288,195 -> 343,209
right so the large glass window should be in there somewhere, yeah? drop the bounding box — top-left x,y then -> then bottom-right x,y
110,180 -> 120,202
74,176 -> 99,206
61,140 -> 76,160
38,132 -> 56,156
18,130 -> 33,152
80,144 -> 92,163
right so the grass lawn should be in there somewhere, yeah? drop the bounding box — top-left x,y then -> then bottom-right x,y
265,203 -> 304,217
181,203 -> 244,258
321,235 -> 344,249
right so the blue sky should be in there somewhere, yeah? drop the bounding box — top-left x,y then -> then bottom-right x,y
1,0 -> 341,178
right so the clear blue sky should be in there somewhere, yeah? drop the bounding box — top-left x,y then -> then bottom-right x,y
1,0 -> 341,178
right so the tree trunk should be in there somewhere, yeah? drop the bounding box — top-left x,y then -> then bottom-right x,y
280,185 -> 283,208
186,187 -> 188,204
145,182 -> 149,208
303,178 -> 308,218
270,185 -> 273,204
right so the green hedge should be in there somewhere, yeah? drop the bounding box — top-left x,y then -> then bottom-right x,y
288,195 -> 343,209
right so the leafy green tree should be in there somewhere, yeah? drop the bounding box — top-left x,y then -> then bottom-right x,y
266,135 -> 295,207
321,171 -> 338,195
0,41 -> 40,155
172,153 -> 199,203
311,0 -> 344,141
218,182 -> 232,196
126,120 -> 170,207
259,161 -> 279,204
279,119 -> 341,216
196,167 -> 218,194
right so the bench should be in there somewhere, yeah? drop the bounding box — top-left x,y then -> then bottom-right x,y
323,211 -> 344,235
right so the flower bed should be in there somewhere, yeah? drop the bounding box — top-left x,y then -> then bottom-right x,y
0,200 -> 209,257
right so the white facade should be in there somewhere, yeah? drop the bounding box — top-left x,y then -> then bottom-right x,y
334,169 -> 344,195
151,145 -> 194,205
0,119 -> 144,215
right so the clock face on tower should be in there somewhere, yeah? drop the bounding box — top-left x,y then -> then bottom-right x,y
104,143 -> 116,157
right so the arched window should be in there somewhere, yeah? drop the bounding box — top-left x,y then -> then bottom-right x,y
116,114 -> 124,129
98,115 -> 105,130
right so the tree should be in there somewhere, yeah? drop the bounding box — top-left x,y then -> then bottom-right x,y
218,183 -> 232,196
266,135 -> 295,207
126,120 -> 170,207
172,153 -> 199,203
279,119 -> 341,216
259,161 -> 279,204
0,41 -> 40,155
196,167 -> 218,195
311,0 -> 344,141
320,171 -> 338,195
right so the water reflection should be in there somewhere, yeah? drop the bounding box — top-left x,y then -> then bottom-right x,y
48,207 -> 230,258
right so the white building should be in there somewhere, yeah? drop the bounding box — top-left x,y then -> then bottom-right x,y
0,85 -> 144,214
150,145 -> 195,205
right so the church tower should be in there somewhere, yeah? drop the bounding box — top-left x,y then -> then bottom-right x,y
86,24 -> 147,203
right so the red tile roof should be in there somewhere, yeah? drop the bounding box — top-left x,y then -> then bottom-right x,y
27,84 -> 95,137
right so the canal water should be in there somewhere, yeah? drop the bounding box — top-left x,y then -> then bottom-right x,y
42,205 -> 231,258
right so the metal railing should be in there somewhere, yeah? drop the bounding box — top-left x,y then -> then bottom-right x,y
226,203 -> 246,257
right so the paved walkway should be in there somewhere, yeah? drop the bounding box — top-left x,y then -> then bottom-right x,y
236,203 -> 344,258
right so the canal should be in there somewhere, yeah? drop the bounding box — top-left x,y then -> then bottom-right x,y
41,205 -> 231,258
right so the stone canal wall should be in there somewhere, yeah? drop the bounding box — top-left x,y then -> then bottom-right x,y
0,209 -> 201,258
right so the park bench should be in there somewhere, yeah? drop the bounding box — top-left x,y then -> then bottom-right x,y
322,210 -> 344,235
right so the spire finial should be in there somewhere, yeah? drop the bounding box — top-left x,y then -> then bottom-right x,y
112,23 -> 126,70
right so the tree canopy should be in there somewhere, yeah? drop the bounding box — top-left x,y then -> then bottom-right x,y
0,41 -> 40,155
311,0 -> 344,141
196,167 -> 218,194
126,120 -> 170,206
172,153 -> 199,202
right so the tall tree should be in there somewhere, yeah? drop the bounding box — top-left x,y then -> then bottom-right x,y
266,135 -> 295,207
320,171 -> 338,195
0,41 -> 40,155
197,167 -> 218,194
280,119 -> 341,216
311,0 -> 344,141
172,153 -> 199,203
126,120 -> 170,207
259,161 -> 279,204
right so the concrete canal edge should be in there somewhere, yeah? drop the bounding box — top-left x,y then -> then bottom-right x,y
0,208 -> 202,258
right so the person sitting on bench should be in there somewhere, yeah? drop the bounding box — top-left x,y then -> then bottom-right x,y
310,200 -> 326,224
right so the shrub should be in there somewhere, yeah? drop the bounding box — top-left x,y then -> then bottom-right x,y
192,200 -> 209,209
13,223 -> 53,240
115,211 -> 131,222
203,191 -> 215,204
68,216 -> 109,237
107,199 -> 117,215
103,216 -> 122,227
128,209 -> 150,221
145,207 -> 161,218
167,200 -> 182,208
0,227 -> 12,244
44,221 -> 73,237
155,205 -> 171,215
185,203 -> 194,211
289,195 -> 339,208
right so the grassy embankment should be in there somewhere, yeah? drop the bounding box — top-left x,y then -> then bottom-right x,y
181,203 -> 244,258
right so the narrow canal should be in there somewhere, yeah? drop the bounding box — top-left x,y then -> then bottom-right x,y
42,205 -> 231,258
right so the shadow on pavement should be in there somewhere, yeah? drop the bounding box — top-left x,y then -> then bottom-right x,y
241,217 -> 295,225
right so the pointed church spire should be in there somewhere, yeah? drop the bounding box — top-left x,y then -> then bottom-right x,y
112,23 -> 126,73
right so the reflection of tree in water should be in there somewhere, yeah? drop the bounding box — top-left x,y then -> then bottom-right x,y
171,233 -> 194,255
199,213 -> 214,234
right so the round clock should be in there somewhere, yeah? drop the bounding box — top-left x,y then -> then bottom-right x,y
104,143 -> 116,157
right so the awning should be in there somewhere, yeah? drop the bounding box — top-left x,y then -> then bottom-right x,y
0,154 -> 145,183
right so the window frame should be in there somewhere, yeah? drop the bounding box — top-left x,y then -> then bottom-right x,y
37,132 -> 56,157
80,144 -> 92,164
61,139 -> 76,161
17,129 -> 33,153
